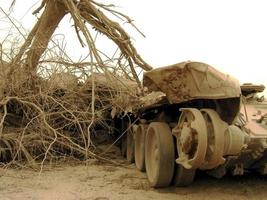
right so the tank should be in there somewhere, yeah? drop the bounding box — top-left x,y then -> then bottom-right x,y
120,61 -> 267,188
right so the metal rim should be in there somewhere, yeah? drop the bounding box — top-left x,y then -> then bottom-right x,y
126,125 -> 135,163
172,108 -> 208,169
200,109 -> 227,169
135,124 -> 146,171
145,122 -> 175,188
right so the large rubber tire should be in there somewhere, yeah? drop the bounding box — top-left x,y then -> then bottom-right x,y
145,122 -> 175,188
173,164 -> 196,187
126,126 -> 135,163
135,124 -> 146,172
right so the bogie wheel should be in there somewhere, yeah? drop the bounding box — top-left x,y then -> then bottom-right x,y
145,122 -> 175,188
200,109 -> 228,169
172,108 -> 208,169
135,124 -> 147,171
120,119 -> 128,158
126,124 -> 136,163
121,134 -> 127,157
173,164 -> 196,187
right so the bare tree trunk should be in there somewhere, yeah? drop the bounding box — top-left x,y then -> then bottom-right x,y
25,1 -> 67,74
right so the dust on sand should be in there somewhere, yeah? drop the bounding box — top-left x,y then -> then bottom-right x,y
0,160 -> 266,200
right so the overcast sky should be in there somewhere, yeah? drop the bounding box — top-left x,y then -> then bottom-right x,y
0,0 -> 267,93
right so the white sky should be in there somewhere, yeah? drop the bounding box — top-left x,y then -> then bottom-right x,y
0,0 -> 267,93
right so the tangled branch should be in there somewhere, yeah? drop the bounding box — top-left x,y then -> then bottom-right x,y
0,0 -> 147,168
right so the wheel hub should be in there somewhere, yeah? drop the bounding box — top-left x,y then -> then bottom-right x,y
180,126 -> 193,154
172,108 -> 208,169
173,108 -> 231,170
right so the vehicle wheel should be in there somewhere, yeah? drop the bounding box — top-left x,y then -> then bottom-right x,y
173,164 -> 196,187
200,109 -> 228,169
135,124 -> 147,171
126,125 -> 135,163
145,122 -> 175,188
121,134 -> 127,157
172,108 -> 208,169
120,120 -> 128,157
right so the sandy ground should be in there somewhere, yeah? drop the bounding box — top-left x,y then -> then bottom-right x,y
0,160 -> 266,200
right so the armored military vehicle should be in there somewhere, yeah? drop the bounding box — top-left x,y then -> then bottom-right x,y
122,62 -> 267,188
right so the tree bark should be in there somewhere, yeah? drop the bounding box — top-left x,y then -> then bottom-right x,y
25,1 -> 67,74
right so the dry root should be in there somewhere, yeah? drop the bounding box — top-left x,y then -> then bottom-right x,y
0,0 -> 148,168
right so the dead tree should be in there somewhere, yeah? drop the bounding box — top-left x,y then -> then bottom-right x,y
15,0 -> 152,83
